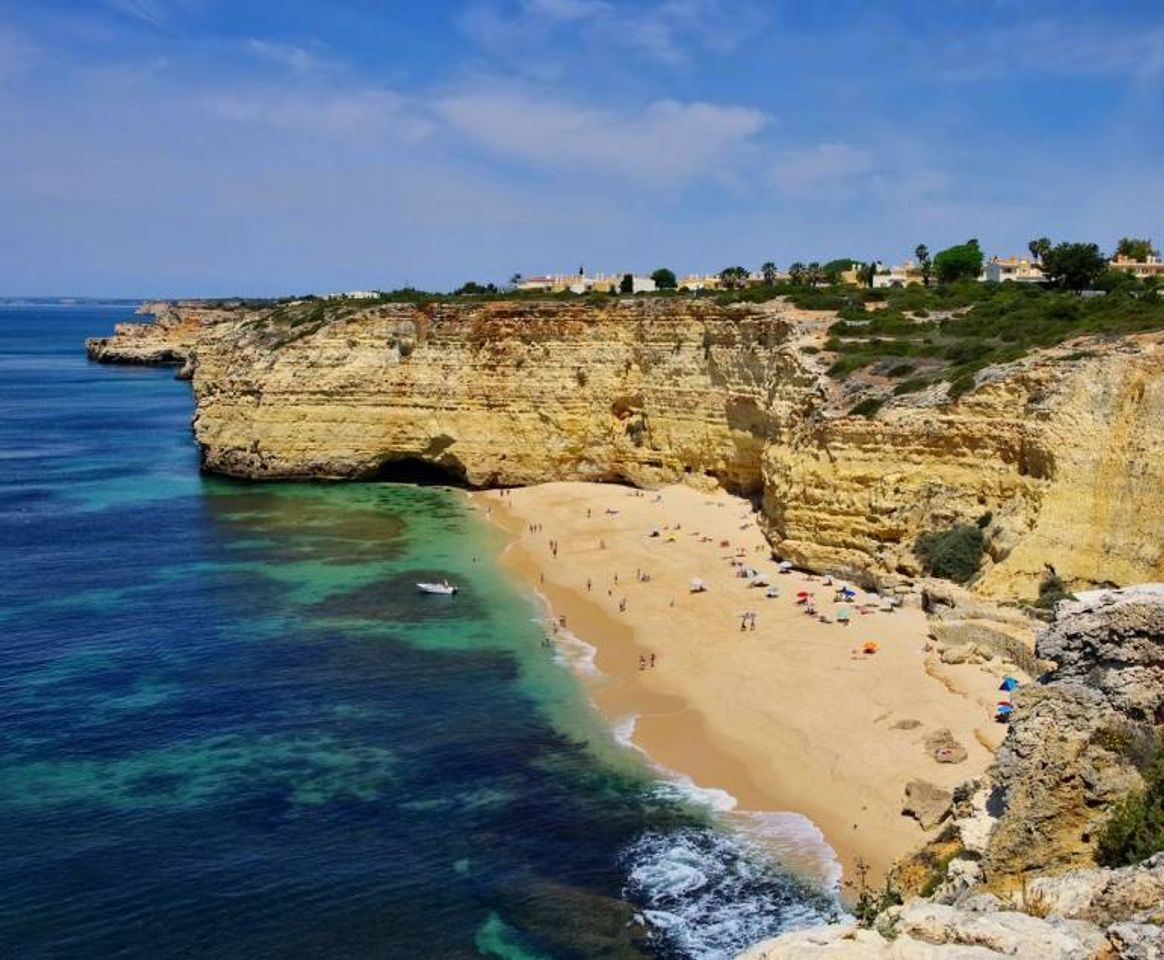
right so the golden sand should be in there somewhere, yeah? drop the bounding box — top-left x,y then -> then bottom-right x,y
475,482 -> 1010,886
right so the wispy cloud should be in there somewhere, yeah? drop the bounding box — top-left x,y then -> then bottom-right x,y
462,0 -> 768,66
203,87 -> 433,140
437,85 -> 766,182
105,0 -> 169,28
246,39 -> 326,74
773,142 -> 874,193
940,20 -> 1164,82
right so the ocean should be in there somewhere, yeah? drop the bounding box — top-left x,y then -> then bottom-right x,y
0,304 -> 839,959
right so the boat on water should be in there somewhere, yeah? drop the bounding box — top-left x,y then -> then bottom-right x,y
417,581 -> 458,595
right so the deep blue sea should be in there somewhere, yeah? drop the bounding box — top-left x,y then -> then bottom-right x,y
0,305 -> 838,959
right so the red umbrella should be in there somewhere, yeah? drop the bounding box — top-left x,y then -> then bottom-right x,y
796,591 -> 810,598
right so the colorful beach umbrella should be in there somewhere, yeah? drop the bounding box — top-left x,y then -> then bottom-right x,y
836,607 -> 852,621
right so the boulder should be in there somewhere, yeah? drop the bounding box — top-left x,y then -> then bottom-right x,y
895,900 -> 1106,959
1105,922 -> 1164,960
926,728 -> 969,765
903,780 -> 953,830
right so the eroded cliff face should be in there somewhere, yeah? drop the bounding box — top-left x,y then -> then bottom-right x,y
92,298 -> 1164,599
190,298 -> 815,492
764,338 -> 1164,597
85,301 -> 237,367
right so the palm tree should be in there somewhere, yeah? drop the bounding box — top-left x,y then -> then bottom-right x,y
1028,237 -> 1051,263
718,266 -> 749,290
788,261 -> 806,285
915,244 -> 932,286
806,262 -> 825,286
761,261 -> 778,285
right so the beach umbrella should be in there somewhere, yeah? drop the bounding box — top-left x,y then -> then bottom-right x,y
862,641 -> 879,654
836,606 -> 851,621
796,590 -> 810,598
996,704 -> 1014,715
999,676 -> 1019,692
778,560 -> 793,571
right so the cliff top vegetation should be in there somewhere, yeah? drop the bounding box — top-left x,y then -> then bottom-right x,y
202,276 -> 1164,405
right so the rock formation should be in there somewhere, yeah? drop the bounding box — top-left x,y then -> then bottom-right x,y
85,301 -> 236,368
984,586 -> 1164,881
87,298 -> 1164,599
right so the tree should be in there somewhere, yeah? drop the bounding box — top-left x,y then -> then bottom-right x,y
453,280 -> 495,296
859,260 -> 877,288
619,273 -> 634,294
1041,242 -> 1108,291
914,244 -> 932,286
788,261 -> 806,285
1028,237 -> 1051,263
718,265 -> 749,289
806,262 -> 826,286
1115,237 -> 1158,262
509,273 -> 523,287
760,261 -> 779,285
650,267 -> 677,289
933,239 -> 984,284
823,258 -> 857,283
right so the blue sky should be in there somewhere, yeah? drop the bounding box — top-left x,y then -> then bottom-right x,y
1,0 -> 1162,296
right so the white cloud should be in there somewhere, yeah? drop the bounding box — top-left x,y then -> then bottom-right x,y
105,0 -> 169,27
773,142 -> 874,192
521,0 -> 611,21
437,86 -> 766,182
202,88 -> 433,140
462,0 -> 768,67
246,39 -> 325,75
940,21 -> 1164,82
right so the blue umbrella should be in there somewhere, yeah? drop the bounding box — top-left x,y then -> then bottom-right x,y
999,676 -> 1019,692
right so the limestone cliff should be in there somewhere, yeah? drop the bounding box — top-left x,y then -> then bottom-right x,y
85,301 -> 237,369
89,298 -> 1164,599
983,586 -> 1164,881
189,298 -> 814,492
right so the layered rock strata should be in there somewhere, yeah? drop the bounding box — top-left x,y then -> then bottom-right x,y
90,299 -> 1164,598
984,586 -> 1164,881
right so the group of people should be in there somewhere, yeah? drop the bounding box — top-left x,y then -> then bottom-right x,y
638,653 -> 657,670
739,611 -> 758,631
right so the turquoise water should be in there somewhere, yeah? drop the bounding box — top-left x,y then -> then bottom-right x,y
0,305 -> 838,958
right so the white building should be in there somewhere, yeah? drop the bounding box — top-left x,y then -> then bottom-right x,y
984,256 -> 1044,284
1109,255 -> 1164,280
872,261 -> 923,288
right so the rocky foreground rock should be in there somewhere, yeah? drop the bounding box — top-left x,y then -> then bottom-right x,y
88,298 -> 1164,600
743,589 -> 1164,958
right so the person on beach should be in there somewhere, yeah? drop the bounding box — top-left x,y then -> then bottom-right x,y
649,653 -> 656,668
586,578 -> 592,592
619,598 -> 626,613
639,655 -> 646,670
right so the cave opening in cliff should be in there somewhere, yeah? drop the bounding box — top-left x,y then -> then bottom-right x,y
367,457 -> 468,487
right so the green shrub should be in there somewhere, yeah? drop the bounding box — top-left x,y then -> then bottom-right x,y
886,363 -> 915,378
947,375 -> 976,401
1096,738 -> 1164,867
849,397 -> 885,418
914,524 -> 985,583
1034,570 -> 1074,609
893,377 -> 932,395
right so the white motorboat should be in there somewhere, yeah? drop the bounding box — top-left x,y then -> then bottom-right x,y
417,581 -> 458,595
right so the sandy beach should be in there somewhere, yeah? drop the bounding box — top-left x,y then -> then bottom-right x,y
475,481 -> 1016,889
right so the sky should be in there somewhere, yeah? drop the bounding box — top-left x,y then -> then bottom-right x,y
1,0 -> 1162,297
